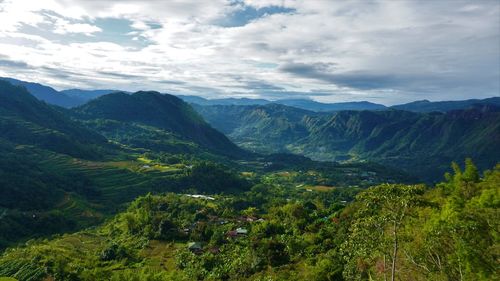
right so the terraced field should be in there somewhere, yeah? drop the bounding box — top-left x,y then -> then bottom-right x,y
0,144 -> 192,249
36,151 -> 188,212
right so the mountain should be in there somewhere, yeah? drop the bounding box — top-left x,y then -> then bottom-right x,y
0,81 -> 253,249
179,95 -> 386,112
194,103 -> 500,181
74,91 -> 245,157
277,99 -> 387,112
192,103 -> 324,153
391,97 -> 500,112
0,77 -> 82,108
0,81 -> 121,247
0,80 -> 109,159
299,105 -> 500,180
61,89 -> 120,103
178,95 -> 270,106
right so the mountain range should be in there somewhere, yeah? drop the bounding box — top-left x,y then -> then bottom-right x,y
0,76 -> 497,255
1,76 -> 498,181
0,80 -> 251,248
194,103 -> 500,181
180,94 -> 500,112
4,77 -> 498,113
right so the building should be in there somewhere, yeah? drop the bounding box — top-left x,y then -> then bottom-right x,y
236,227 -> 248,235
187,242 -> 202,252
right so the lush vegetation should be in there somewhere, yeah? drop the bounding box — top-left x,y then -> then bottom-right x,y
0,81 -> 413,251
0,160 -> 497,281
74,91 -> 245,157
0,80 -> 498,280
195,103 -> 500,181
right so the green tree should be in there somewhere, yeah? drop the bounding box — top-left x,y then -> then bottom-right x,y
343,184 -> 426,281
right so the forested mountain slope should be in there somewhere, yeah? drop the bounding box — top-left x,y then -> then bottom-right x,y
195,103 -> 500,181
74,91 -> 246,157
0,81 -> 109,159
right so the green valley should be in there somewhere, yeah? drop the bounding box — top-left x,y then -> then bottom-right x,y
0,79 -> 498,281
1,2 -> 499,280
194,103 -> 500,181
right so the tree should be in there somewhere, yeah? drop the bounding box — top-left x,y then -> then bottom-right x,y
416,161 -> 499,281
343,184 -> 426,281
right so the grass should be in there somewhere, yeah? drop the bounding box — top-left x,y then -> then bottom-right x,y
140,241 -> 181,271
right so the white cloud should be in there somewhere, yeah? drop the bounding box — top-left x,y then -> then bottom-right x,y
0,0 -> 498,105
53,18 -> 102,35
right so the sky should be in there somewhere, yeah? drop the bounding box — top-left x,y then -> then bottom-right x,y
0,0 -> 498,105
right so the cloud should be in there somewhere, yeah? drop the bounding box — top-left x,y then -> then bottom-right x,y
0,58 -> 30,68
53,18 -> 102,35
0,0 -> 498,105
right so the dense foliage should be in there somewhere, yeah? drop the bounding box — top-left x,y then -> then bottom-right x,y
0,80 -> 497,280
0,160 -> 497,281
74,91 -> 245,157
195,103 -> 500,181
0,81 -> 110,159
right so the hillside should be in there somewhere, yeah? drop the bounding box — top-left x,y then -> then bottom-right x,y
195,103 -> 500,181
193,103 -> 325,153
74,91 -> 245,157
0,81 -> 109,159
0,81 -> 254,249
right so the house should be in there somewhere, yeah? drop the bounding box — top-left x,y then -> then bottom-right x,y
208,247 -> 220,254
236,227 -> 248,235
185,194 -> 215,200
187,242 -> 202,252
246,216 -> 258,222
226,230 -> 238,238
238,216 -> 257,222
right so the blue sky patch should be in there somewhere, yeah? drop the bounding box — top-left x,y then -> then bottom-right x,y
216,4 -> 295,27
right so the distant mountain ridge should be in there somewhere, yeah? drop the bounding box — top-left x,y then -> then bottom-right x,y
179,95 -> 387,112
61,89 -> 122,102
181,95 -> 500,113
1,77 -> 498,113
390,97 -> 500,112
0,77 -> 83,108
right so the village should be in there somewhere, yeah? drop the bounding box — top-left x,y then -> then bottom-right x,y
182,195 -> 265,254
